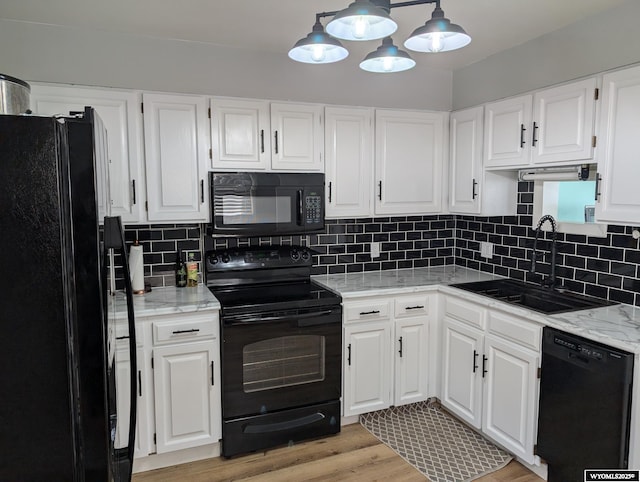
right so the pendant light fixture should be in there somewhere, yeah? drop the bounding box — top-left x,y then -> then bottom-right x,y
404,4 -> 471,53
289,0 -> 470,73
360,37 -> 415,73
288,20 -> 349,63
326,0 -> 397,42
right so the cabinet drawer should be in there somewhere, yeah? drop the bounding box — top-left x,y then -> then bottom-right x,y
487,310 -> 541,351
444,296 -> 485,329
394,295 -> 429,318
115,322 -> 144,347
152,314 -> 218,345
344,299 -> 391,324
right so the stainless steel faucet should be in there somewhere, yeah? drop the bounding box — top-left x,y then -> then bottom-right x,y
530,214 -> 558,289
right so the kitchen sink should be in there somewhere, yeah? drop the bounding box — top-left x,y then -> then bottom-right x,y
450,278 -> 615,314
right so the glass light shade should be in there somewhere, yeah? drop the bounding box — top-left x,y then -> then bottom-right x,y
288,21 -> 349,64
326,0 -> 397,41
404,6 -> 471,53
360,37 -> 416,73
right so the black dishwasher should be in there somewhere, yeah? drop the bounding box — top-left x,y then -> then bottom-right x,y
537,327 -> 634,482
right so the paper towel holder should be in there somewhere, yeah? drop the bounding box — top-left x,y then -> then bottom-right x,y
129,240 -> 148,295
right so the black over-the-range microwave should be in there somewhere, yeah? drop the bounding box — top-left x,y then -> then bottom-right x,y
209,172 -> 325,237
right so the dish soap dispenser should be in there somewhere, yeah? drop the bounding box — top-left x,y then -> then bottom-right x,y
186,252 -> 198,287
175,250 -> 187,288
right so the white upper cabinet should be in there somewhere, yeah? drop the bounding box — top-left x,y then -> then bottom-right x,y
324,106 -> 373,218
595,65 -> 640,224
484,95 -> 533,168
210,97 -> 270,170
270,102 -> 323,171
142,93 -> 210,222
484,78 -> 597,169
450,106 -> 483,214
531,77 -> 597,165
30,84 -> 145,223
450,106 -> 517,216
375,110 -> 446,215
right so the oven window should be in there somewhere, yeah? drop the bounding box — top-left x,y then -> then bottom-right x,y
221,195 -> 291,225
243,335 -> 325,392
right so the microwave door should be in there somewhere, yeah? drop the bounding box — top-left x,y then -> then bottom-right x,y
213,186 -> 301,235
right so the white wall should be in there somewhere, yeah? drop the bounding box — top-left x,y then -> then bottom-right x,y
452,0 -> 640,110
0,19 -> 452,111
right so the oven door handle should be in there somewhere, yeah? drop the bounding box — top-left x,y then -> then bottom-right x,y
228,310 -> 339,326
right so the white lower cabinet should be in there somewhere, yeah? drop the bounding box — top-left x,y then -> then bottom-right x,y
121,310 -> 221,462
441,294 -> 541,464
344,321 -> 392,416
343,294 -> 432,417
153,340 -> 219,453
115,344 -> 151,458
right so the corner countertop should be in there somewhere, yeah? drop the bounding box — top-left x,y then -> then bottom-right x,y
313,265 -> 500,298
111,284 -> 220,320
313,266 -> 640,354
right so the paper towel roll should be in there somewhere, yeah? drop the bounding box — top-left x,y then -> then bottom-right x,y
129,243 -> 145,293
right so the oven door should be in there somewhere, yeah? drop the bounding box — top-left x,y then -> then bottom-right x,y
221,305 -> 342,420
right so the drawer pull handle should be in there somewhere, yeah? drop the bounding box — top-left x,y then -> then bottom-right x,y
172,328 -> 200,335
359,310 -> 380,316
116,335 -> 129,340
405,305 -> 424,310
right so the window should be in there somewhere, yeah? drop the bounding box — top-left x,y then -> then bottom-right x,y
529,165 -> 608,237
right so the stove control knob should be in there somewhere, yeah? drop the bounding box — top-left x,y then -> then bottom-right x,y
301,250 -> 310,261
290,249 -> 300,261
209,255 -> 219,265
221,253 -> 231,263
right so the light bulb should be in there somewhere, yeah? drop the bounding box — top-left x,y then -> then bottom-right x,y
311,45 -> 326,62
352,16 -> 369,39
429,33 -> 444,52
382,57 -> 394,72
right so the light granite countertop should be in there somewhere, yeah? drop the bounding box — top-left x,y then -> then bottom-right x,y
110,284 -> 220,320
314,266 -> 640,354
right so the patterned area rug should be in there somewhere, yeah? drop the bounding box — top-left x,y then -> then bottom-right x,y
360,401 -> 512,482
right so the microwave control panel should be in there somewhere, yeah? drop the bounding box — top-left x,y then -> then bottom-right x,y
305,195 -> 323,225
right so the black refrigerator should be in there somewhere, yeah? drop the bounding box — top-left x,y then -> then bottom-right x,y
0,108 -> 137,481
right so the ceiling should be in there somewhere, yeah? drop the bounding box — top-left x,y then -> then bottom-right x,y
0,0 -> 630,71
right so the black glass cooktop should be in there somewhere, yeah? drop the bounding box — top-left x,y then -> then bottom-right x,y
209,280 -> 341,316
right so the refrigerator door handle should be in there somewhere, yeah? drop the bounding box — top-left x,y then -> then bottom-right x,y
104,216 -> 137,481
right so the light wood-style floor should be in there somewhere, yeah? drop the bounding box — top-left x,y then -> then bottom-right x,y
133,424 -> 543,482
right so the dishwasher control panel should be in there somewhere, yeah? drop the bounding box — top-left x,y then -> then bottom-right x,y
554,335 -> 604,360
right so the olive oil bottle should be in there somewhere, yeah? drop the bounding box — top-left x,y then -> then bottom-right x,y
175,250 -> 187,288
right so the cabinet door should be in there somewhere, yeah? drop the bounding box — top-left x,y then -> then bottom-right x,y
324,106 -> 373,218
30,85 -> 144,223
115,346 -> 150,458
482,334 -> 539,464
394,317 -> 429,406
270,103 -> 323,171
532,78 -> 596,165
343,322 -> 392,417
211,98 -> 270,170
142,93 -> 209,222
449,106 -> 483,214
484,95 -> 532,168
441,318 -> 483,429
596,65 -> 640,224
375,110 -> 445,214
153,340 -> 220,453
